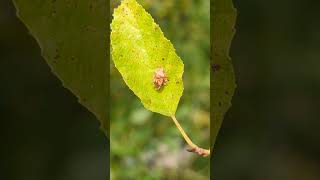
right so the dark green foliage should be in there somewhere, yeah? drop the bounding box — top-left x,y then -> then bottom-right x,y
211,0 -> 237,148
13,0 -> 110,136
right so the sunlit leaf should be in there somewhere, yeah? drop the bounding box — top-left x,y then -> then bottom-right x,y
111,0 -> 184,116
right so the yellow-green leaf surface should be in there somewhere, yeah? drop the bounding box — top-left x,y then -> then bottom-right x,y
211,0 -> 237,148
13,0 -> 109,136
111,0 -> 184,116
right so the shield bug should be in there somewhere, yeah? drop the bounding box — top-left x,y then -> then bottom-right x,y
153,68 -> 168,90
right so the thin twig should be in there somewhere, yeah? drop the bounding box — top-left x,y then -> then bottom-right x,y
171,116 -> 210,157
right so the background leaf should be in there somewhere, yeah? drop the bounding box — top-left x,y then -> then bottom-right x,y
13,0 -> 109,136
111,0 -> 184,116
211,0 -> 237,148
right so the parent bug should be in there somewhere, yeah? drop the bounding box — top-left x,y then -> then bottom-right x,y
153,68 -> 168,90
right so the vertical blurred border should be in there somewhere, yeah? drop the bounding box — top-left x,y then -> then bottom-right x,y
107,0 -> 111,178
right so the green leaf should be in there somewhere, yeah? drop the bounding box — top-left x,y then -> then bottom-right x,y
211,0 -> 237,148
13,0 -> 109,136
111,0 -> 184,116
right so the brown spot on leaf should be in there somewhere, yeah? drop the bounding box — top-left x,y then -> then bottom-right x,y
212,64 -> 221,72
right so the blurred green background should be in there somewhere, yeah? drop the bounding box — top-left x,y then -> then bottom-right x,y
110,0 -> 210,179
1,0 -> 320,180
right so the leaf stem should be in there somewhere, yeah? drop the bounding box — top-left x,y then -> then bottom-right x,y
170,116 -> 210,157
